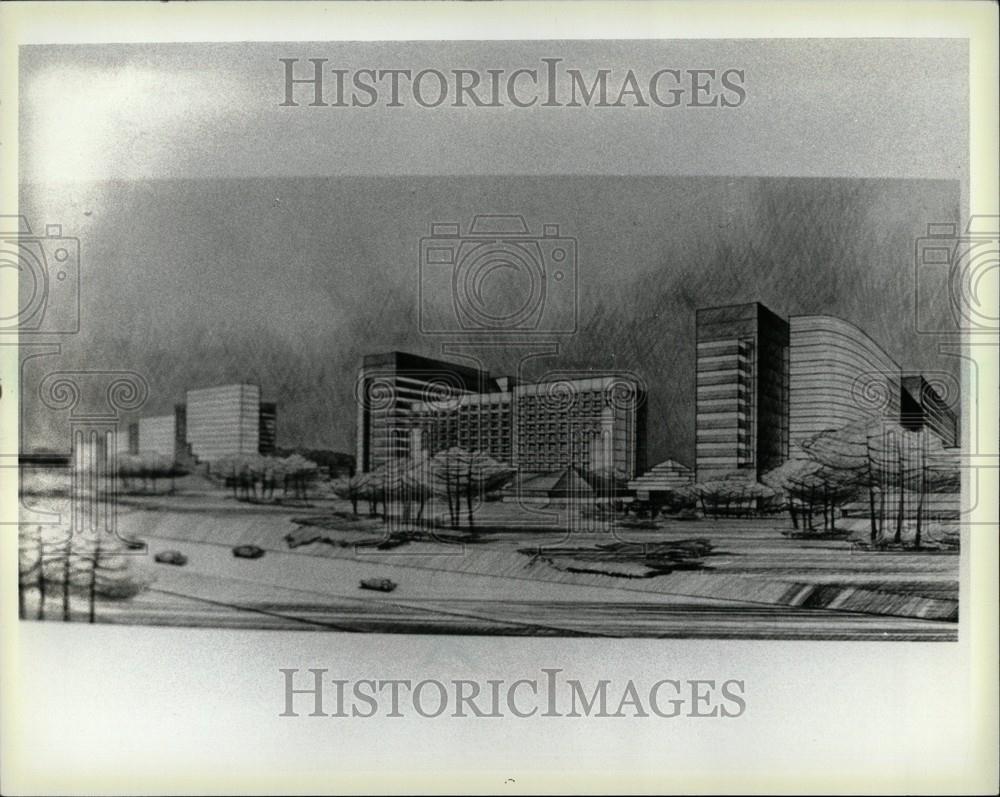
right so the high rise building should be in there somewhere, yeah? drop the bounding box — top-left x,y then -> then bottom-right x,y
695,302 -> 789,481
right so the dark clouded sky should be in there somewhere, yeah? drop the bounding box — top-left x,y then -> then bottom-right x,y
17,40 -> 966,464
20,175 -> 960,464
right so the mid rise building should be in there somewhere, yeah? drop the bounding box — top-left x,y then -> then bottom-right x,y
185,384 -> 261,462
511,376 -> 645,477
356,352 -> 496,472
136,384 -> 277,464
360,352 -> 646,479
138,407 -> 184,460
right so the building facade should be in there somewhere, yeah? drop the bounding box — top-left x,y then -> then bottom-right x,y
115,422 -> 139,455
404,368 -> 646,479
695,303 -> 789,481
135,386 -> 276,463
409,390 -> 514,466
138,412 -> 179,459
627,459 -> 694,502
511,376 -> 645,478
185,384 -> 261,462
258,401 -> 278,455
788,315 -> 902,449
356,352 -> 495,472
900,375 -> 959,448
694,303 -> 959,483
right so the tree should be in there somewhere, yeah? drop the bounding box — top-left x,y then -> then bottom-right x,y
18,526 -> 46,620
211,454 -> 240,498
213,454 -> 261,500
118,453 -> 187,494
20,525 -> 152,623
353,470 -> 384,517
763,456 -> 821,529
281,454 -> 319,501
427,448 -> 513,529
800,419 -> 961,547
46,532 -> 152,623
901,431 -> 960,548
685,473 -> 775,518
402,456 -> 438,528
331,474 -> 364,515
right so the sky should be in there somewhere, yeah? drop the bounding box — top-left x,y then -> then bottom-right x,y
16,40 -> 967,465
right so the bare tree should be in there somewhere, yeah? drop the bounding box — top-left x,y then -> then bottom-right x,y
800,419 -> 960,548
18,526 -> 46,620
427,448 -> 513,530
60,533 -> 151,624
331,474 -> 365,515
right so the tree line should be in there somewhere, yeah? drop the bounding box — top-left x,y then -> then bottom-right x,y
331,447 -> 513,530
117,453 -> 190,493
210,453 -> 321,502
18,526 -> 151,622
678,418 -> 960,547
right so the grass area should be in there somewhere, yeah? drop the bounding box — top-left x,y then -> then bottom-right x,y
519,539 -> 715,579
20,482 -> 960,632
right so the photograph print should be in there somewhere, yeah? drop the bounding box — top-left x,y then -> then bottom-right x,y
12,38 -> 980,642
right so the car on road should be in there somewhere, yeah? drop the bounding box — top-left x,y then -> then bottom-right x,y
359,577 -> 397,593
153,550 -> 188,566
232,544 -> 265,559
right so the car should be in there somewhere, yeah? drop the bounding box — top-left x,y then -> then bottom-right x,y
232,544 -> 265,559
153,550 -> 188,566
359,577 -> 397,593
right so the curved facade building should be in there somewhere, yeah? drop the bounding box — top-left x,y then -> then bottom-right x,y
788,315 -> 901,448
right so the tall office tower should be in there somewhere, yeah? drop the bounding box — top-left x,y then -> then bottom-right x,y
356,352 -> 495,472
899,375 -> 959,447
258,401 -> 278,455
695,302 -> 789,481
185,383 -> 261,462
788,316 -> 902,449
